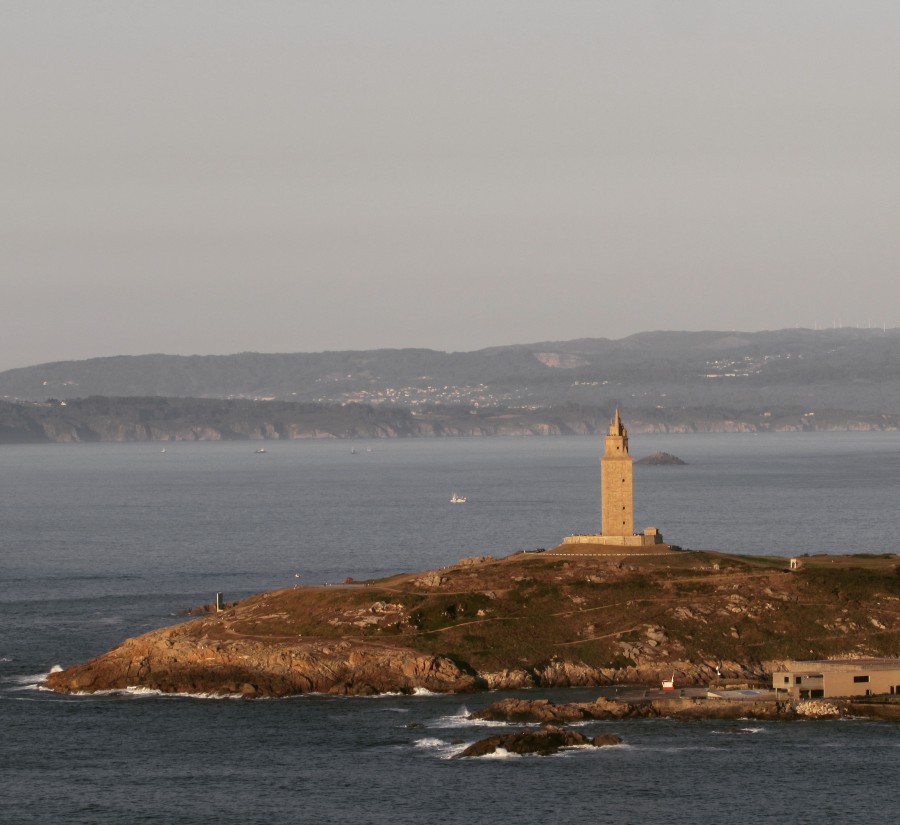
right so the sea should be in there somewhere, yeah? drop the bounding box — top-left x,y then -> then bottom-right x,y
2,433 -> 899,825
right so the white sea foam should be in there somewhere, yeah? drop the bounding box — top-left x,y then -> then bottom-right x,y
478,747 -> 520,759
357,691 -> 403,698
0,656 -> 12,663
434,706 -> 508,728
436,706 -> 471,725
71,685 -> 245,700
713,726 -> 767,736
412,687 -> 438,696
412,737 -> 465,759
3,668 -> 59,690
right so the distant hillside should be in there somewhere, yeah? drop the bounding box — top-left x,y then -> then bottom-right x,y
2,329 -> 900,422
0,397 -> 615,444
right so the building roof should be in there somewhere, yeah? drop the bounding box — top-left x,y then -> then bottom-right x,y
781,658 -> 900,674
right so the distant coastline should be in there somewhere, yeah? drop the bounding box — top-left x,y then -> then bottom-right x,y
4,329 -> 900,443
1,396 -> 898,444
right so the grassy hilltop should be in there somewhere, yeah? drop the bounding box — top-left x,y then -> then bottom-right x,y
45,547 -> 900,697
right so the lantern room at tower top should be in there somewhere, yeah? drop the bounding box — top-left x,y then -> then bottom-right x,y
559,409 -> 666,550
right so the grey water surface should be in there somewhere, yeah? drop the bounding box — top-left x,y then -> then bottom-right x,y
2,434 -> 899,824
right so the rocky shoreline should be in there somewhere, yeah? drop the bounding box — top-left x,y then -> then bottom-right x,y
469,696 -> 900,723
40,619 -> 770,698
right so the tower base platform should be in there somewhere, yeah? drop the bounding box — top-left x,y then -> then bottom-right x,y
562,527 -> 663,548
549,528 -> 674,556
544,543 -> 678,557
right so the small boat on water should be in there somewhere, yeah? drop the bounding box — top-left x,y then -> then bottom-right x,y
255,448 -> 267,454
450,494 -> 467,504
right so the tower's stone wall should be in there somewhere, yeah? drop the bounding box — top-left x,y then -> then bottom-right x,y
560,410 -> 665,548
601,410 -> 634,537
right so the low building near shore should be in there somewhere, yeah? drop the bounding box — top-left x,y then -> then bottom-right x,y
773,658 -> 900,699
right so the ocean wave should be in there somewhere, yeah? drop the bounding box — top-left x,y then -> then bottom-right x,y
635,745 -> 727,754
713,725 -> 768,735
3,673 -> 46,686
554,741 -> 628,756
412,737 -> 467,759
475,747 -> 521,760
63,685 -> 246,700
2,665 -> 63,690
357,691 -> 404,698
434,706 -> 508,728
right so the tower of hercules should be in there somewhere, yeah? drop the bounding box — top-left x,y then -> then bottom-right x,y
601,408 -> 634,537
557,408 -> 665,550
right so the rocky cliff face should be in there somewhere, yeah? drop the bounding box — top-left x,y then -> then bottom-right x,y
44,628 -> 476,697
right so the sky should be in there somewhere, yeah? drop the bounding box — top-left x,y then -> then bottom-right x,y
2,1 -> 899,371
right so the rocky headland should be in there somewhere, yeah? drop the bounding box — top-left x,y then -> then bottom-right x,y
44,548 -> 900,703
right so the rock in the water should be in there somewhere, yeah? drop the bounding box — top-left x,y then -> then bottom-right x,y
591,734 -> 624,747
470,697 -> 589,723
636,451 -> 687,466
470,696 -> 802,723
452,726 -> 622,758
470,696 -> 638,723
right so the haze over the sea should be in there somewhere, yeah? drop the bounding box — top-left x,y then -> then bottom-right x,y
3,1 -> 899,371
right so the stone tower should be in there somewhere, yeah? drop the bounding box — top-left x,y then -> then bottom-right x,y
601,408 -> 633,537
